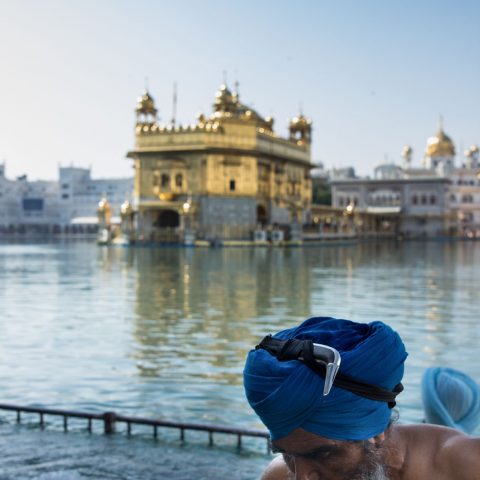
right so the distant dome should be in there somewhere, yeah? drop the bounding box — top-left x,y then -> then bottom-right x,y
426,129 -> 455,157
136,90 -> 157,116
470,145 -> 479,154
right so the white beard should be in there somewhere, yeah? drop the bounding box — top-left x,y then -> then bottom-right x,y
356,463 -> 390,480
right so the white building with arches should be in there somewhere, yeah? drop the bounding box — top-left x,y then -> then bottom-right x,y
330,124 -> 480,238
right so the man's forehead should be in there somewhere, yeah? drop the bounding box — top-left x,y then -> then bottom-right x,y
272,428 -> 341,454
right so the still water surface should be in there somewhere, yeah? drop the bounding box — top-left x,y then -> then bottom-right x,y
0,241 -> 479,478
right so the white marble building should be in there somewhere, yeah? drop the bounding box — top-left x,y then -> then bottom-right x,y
0,164 -> 132,235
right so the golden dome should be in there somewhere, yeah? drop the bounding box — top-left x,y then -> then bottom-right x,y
425,129 -> 455,157
211,84 -> 272,132
470,144 -> 479,154
136,90 -> 157,116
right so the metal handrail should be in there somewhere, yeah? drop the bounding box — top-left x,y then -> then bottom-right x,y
0,403 -> 270,452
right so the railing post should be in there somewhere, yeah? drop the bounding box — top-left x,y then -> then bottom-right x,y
103,412 -> 116,434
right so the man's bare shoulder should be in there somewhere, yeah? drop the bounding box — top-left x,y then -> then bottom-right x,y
438,428 -> 480,479
260,455 -> 292,480
397,424 -> 480,480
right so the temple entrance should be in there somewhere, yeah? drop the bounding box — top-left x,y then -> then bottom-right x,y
154,209 -> 180,228
257,204 -> 268,226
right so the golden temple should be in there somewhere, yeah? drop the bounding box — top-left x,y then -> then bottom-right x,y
127,84 -> 313,243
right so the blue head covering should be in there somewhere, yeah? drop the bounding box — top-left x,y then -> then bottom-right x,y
422,367 -> 480,434
243,317 -> 407,441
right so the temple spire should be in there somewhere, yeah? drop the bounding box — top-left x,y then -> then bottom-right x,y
171,82 -> 177,127
438,114 -> 444,131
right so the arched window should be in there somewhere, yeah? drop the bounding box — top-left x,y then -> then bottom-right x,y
161,174 -> 170,188
430,195 -> 436,204
175,173 -> 183,187
412,195 -> 418,205
421,195 -> 427,205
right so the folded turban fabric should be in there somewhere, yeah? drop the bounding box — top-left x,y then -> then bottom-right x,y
422,367 -> 480,434
243,317 -> 408,441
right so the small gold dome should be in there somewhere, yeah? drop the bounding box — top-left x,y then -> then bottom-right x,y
136,90 -> 157,116
470,144 -> 479,153
97,197 -> 111,213
120,200 -> 133,215
289,113 -> 312,128
425,129 -> 455,157
214,84 -> 235,106
402,145 -> 412,156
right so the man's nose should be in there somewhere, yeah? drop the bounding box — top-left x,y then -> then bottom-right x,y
292,458 -> 321,480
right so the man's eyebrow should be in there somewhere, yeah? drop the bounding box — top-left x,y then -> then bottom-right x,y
271,444 -> 338,456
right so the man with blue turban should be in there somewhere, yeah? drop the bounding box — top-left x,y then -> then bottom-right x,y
244,317 -> 480,479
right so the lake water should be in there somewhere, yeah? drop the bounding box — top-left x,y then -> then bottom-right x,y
1,240 -> 479,479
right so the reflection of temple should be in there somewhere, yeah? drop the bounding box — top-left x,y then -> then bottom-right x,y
127,85 -> 313,243
132,248 -> 312,377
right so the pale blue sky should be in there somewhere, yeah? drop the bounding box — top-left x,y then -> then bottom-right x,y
0,0 -> 479,180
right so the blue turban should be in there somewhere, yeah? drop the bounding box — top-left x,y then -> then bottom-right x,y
243,317 -> 407,441
422,367 -> 480,434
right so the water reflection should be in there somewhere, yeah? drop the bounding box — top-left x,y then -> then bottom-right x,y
0,241 -> 479,428
132,249 -> 313,382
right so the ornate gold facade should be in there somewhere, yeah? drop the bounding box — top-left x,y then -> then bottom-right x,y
127,84 -> 313,242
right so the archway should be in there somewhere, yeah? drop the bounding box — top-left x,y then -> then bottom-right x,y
154,209 -> 180,228
257,204 -> 268,226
